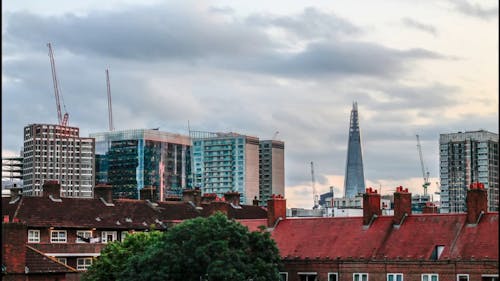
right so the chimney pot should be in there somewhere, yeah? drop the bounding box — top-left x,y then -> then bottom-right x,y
466,183 -> 488,224
42,181 -> 61,198
267,194 -> 286,227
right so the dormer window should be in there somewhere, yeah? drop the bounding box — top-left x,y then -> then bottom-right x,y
430,245 -> 445,260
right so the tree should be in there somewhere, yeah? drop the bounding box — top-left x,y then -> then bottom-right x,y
122,212 -> 281,281
82,231 -> 164,281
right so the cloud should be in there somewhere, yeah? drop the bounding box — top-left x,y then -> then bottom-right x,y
401,18 -> 437,36
450,0 -> 498,20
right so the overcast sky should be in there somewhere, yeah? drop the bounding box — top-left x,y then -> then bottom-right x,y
2,0 -> 498,208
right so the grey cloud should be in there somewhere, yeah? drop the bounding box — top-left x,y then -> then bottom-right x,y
402,18 -> 437,36
451,0 -> 498,20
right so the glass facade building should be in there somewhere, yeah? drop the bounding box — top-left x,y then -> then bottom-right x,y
190,131 -> 260,205
90,129 -> 191,200
439,130 -> 499,213
344,102 -> 366,198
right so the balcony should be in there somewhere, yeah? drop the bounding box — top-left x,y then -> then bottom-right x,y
31,243 -> 106,256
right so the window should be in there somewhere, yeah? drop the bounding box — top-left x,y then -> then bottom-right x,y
279,272 -> 288,281
482,275 -> 499,281
76,230 -> 92,243
422,274 -> 438,281
28,230 -> 40,243
121,231 -> 129,241
298,272 -> 317,281
50,230 -> 67,243
354,273 -> 368,281
388,273 -> 403,281
101,231 -> 117,243
77,258 -> 93,270
328,273 -> 339,281
56,257 -> 67,265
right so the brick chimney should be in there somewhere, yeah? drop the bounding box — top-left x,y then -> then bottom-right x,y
182,188 -> 202,207
363,187 -> 381,226
267,194 -> 286,227
43,180 -> 61,198
94,184 -> 113,203
253,196 -> 260,206
2,222 -> 27,274
201,193 -> 218,204
466,182 -> 488,225
393,186 -> 411,225
423,202 -> 439,214
208,199 -> 230,217
224,191 -> 240,206
140,186 -> 157,201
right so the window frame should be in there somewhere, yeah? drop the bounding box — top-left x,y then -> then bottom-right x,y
298,272 -> 318,281
56,257 -> 67,265
76,230 -> 92,243
101,231 -> 117,243
457,274 -> 469,281
354,273 -> 369,281
50,230 -> 67,243
28,229 -> 40,243
76,257 -> 93,270
279,272 -> 288,281
328,272 -> 339,281
387,273 -> 404,281
422,274 -> 439,281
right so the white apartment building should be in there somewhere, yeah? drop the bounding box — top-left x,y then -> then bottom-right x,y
22,124 -> 95,197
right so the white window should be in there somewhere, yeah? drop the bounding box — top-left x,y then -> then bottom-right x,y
77,257 -> 93,270
457,275 -> 469,281
298,272 -> 317,281
57,257 -> 67,265
279,272 -> 288,281
354,273 -> 369,281
28,230 -> 40,243
328,273 -> 339,281
388,273 -> 403,281
76,230 -> 92,243
101,231 -> 117,243
422,274 -> 439,281
121,231 -> 129,242
50,230 -> 67,243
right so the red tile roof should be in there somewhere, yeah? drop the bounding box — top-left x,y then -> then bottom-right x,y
25,245 -> 77,273
271,213 -> 498,261
237,219 -> 268,232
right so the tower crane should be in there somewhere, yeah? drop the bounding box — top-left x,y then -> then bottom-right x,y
311,161 -> 319,209
47,42 -> 69,126
105,68 -> 114,131
416,134 -> 430,196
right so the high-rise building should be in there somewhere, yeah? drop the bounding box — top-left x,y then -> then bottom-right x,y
344,102 -> 366,198
191,131 -> 259,205
439,130 -> 499,213
259,140 -> 285,205
90,129 -> 191,200
22,123 -> 95,197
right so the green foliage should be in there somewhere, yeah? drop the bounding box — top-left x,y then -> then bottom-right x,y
82,231 -> 164,281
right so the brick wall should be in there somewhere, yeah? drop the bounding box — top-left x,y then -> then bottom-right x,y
2,222 -> 27,274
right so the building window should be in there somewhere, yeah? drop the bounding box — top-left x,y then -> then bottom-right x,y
57,257 -> 67,265
388,273 -> 403,281
298,272 -> 317,281
28,230 -> 40,243
481,275 -> 499,281
279,272 -> 288,281
76,230 -> 92,243
77,257 -> 93,270
328,273 -> 339,281
457,275 -> 469,281
422,274 -> 439,281
101,231 -> 117,243
50,230 -> 67,243
354,273 -> 368,281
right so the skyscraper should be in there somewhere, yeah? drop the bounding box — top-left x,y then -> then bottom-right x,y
439,130 -> 498,213
344,102 -> 366,198
22,123 -> 95,197
190,131 -> 260,205
90,129 -> 191,200
259,140 -> 285,205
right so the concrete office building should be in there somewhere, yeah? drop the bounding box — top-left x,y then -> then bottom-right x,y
191,131 -> 259,205
439,130 -> 499,213
90,129 -> 191,200
259,140 -> 285,205
22,123 -> 95,197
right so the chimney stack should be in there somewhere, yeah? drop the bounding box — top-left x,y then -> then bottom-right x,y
201,193 -> 218,204
43,180 -> 61,198
2,222 -> 28,274
422,202 -> 439,214
182,188 -> 202,207
363,187 -> 381,226
393,186 -> 411,225
140,186 -> 157,201
94,184 -> 113,203
267,194 -> 286,227
466,182 -> 488,225
224,191 -> 240,206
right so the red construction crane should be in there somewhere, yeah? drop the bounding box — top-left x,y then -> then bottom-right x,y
106,68 -> 114,131
47,43 -> 69,126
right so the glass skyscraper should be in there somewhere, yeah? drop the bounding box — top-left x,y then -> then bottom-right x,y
344,102 -> 366,198
90,129 -> 191,200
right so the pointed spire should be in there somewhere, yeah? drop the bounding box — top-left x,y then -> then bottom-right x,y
344,102 -> 366,198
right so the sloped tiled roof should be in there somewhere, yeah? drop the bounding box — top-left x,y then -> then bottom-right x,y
25,245 -> 77,273
271,213 -> 498,260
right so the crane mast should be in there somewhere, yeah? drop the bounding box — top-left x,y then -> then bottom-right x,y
47,43 -> 68,126
311,161 -> 319,209
416,135 -> 430,196
106,68 -> 114,131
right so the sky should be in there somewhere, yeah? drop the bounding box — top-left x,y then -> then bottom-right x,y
2,0 -> 498,208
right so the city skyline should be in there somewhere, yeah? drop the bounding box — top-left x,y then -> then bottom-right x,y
2,0 -> 498,208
